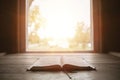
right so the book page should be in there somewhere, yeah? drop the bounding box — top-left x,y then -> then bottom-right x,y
62,55 -> 96,71
27,56 -> 62,71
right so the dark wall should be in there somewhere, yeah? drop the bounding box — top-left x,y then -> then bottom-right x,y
0,0 -> 120,53
0,0 -> 18,53
101,0 -> 120,53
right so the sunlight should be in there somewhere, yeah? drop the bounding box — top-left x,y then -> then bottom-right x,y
27,0 -> 92,51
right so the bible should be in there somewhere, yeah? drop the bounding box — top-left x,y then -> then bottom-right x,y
27,56 -> 96,72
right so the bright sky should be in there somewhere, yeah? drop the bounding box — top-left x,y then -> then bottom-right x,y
29,0 -> 91,47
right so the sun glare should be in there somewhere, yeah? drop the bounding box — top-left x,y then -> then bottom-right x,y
27,0 -> 92,51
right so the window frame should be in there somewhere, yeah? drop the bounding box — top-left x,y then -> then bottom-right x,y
17,0 -> 102,53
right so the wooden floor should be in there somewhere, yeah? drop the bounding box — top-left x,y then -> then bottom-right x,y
0,53 -> 120,80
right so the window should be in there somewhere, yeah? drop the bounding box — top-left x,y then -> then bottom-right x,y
26,0 -> 94,52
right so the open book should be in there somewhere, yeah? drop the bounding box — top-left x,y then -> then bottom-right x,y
27,56 -> 96,72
